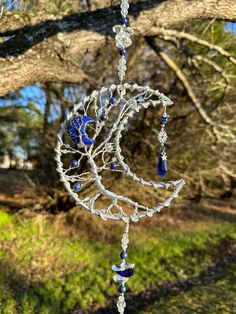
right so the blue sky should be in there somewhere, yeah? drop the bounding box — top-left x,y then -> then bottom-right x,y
0,84 -> 46,111
225,22 -> 236,33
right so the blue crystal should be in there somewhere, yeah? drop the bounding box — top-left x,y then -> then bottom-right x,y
161,115 -> 169,124
120,251 -> 128,259
157,155 -> 168,177
122,18 -> 129,26
73,182 -> 81,192
70,160 -> 78,168
110,162 -> 117,170
119,284 -> 126,293
116,268 -> 134,278
120,48 -> 127,58
109,96 -> 117,105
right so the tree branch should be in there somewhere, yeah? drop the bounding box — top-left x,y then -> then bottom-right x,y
153,27 -> 236,66
0,55 -> 87,96
146,37 -> 216,126
193,55 -> 231,87
147,37 -> 236,143
0,0 -> 236,96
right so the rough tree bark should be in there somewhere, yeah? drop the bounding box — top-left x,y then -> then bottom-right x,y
0,0 -> 236,96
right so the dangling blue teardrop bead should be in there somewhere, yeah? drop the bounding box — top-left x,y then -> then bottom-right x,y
157,155 -> 168,177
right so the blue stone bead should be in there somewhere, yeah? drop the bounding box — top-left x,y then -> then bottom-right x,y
116,268 -> 134,278
120,48 -> 127,58
70,160 -> 78,168
119,284 -> 126,294
122,18 -> 129,26
157,156 -> 168,177
110,162 -> 117,170
100,114 -> 107,122
73,182 -> 81,192
161,115 -> 169,124
109,96 -> 117,105
120,251 -> 128,259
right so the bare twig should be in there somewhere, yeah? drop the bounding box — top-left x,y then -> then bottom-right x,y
193,55 -> 232,88
146,37 -> 216,127
153,28 -> 236,66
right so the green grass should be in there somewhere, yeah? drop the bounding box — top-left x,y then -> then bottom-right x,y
138,264 -> 236,314
0,209 -> 236,313
0,210 -> 12,227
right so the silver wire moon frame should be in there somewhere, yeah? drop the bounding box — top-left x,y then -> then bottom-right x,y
55,83 -> 184,222
55,0 -> 184,312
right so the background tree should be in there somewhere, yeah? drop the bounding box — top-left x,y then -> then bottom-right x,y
0,101 -> 43,167
0,0 -> 235,209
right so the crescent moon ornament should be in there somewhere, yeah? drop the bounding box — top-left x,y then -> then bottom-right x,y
55,0 -> 185,312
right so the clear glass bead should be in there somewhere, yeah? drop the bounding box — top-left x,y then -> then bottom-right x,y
121,9 -> 128,17
113,25 -> 122,33
113,25 -> 133,49
118,71 -> 125,80
117,295 -> 126,314
121,0 -> 129,11
118,64 -> 127,71
158,130 -> 168,144
119,58 -> 126,65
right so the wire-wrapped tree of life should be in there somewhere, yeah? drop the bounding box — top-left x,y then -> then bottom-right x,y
55,1 -> 185,313
56,84 -> 184,222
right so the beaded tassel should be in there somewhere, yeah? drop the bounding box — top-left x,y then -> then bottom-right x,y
157,107 -> 169,177
113,0 -> 132,83
112,222 -> 135,314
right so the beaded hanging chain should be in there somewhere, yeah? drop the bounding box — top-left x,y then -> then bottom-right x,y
55,0 -> 185,312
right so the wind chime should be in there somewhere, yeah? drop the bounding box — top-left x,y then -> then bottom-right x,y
55,1 -> 185,312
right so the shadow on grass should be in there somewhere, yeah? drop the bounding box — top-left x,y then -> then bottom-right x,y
80,240 -> 236,314
196,201 -> 236,223
0,261 -> 70,313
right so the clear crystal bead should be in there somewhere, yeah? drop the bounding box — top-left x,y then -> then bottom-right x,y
114,26 -> 132,49
158,130 -> 168,144
118,71 -> 125,80
121,9 -> 128,16
117,294 -> 126,314
121,0 -> 129,11
113,25 -> 122,33
118,64 -> 127,71
113,274 -> 129,284
119,58 -> 126,65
